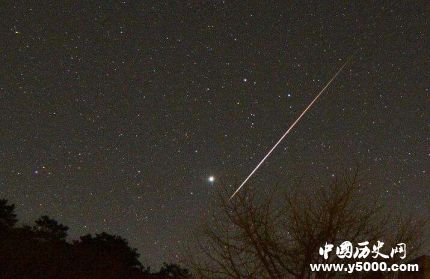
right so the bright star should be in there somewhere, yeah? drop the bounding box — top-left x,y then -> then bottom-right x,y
208,176 -> 215,183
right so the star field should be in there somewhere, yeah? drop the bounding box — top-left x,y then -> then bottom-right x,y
0,1 -> 428,267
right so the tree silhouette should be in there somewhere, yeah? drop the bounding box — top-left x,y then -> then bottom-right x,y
33,215 -> 69,240
158,263 -> 192,278
191,170 -> 429,278
0,199 -> 17,231
0,198 -> 192,278
74,232 -> 142,268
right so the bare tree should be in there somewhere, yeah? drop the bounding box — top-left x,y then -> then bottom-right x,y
190,170 -> 429,278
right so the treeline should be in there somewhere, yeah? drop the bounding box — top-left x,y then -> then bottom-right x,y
0,199 -> 191,279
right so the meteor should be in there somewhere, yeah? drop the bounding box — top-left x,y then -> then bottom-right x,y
230,56 -> 353,200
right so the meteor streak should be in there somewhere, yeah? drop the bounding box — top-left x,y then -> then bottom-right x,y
230,56 -> 353,200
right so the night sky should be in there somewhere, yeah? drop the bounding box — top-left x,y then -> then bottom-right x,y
1,1 -> 428,267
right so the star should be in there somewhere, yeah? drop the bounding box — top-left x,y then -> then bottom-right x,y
208,176 -> 215,183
